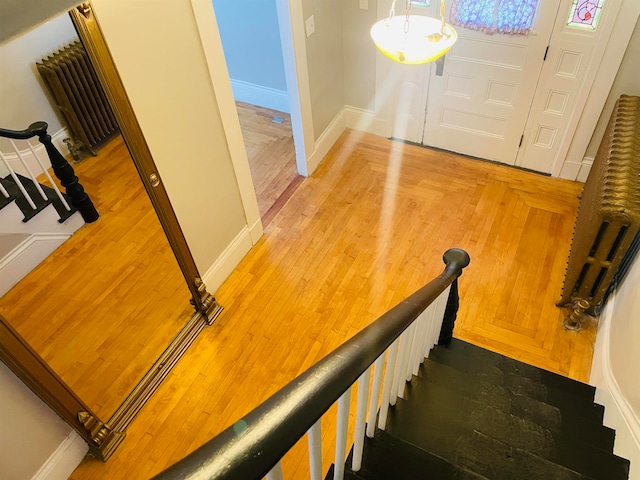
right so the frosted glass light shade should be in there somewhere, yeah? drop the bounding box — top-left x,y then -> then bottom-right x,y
371,15 -> 457,65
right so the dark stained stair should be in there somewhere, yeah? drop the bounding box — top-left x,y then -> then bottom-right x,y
340,339 -> 630,480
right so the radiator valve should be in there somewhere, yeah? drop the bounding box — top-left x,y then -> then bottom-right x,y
563,298 -> 590,331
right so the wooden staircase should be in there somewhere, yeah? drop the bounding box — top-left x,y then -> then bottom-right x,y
340,339 -> 630,480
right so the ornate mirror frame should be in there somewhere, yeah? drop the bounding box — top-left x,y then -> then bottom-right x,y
0,1 -> 222,461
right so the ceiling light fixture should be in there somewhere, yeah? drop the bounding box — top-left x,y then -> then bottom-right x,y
371,0 -> 457,65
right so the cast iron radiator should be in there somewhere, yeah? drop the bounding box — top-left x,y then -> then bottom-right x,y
559,95 -> 640,330
37,41 -> 118,158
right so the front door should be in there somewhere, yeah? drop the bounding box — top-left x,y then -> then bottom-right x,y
421,0 -> 561,165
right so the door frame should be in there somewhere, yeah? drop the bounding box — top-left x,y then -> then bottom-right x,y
191,0 -> 315,182
373,0 -> 639,180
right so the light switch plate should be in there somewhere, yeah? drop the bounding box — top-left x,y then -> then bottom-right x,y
305,15 -> 315,37
359,0 -> 368,9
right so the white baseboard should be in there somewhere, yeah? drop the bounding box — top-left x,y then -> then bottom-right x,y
576,157 -> 594,183
591,294 -> 640,480
307,107 -> 347,175
201,226 -> 254,293
345,106 -> 377,134
558,156 -> 594,182
0,128 -> 68,178
230,79 -> 290,114
31,431 -> 88,480
0,233 -> 72,297
248,218 -> 263,245
558,159 -> 581,181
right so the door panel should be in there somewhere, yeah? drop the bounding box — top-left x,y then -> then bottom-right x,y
422,1 -> 561,165
516,0 -> 621,174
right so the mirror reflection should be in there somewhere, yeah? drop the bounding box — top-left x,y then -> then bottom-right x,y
0,12 -> 193,420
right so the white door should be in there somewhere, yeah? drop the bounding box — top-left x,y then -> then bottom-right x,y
515,0 -> 622,175
421,0 -> 561,165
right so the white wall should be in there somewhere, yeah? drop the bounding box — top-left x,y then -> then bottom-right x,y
0,0 -> 79,46
0,361 -> 87,480
584,17 -> 640,160
0,12 -> 78,151
343,0 -> 378,111
91,0 -> 252,279
301,0 -> 345,140
591,251 -> 640,479
212,0 -> 287,91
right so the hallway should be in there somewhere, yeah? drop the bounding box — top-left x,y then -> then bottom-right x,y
70,129 -> 594,478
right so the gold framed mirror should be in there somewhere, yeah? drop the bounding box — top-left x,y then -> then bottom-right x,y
0,2 -> 223,460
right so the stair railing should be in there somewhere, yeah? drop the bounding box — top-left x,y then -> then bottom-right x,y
0,122 -> 98,223
154,248 -> 471,480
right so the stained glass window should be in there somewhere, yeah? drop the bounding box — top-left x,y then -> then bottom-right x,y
567,0 -> 605,30
449,0 -> 539,35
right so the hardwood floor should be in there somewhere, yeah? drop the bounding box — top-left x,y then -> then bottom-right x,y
69,128 -> 594,479
237,102 -> 300,222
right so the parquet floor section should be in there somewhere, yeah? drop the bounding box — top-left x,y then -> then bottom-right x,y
0,136 -> 192,419
236,102 -> 300,219
70,129 -> 595,479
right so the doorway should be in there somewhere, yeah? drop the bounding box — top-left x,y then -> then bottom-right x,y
211,0 -> 303,222
374,0 -> 622,175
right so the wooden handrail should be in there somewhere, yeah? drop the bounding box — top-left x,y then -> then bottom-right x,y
154,248 -> 470,480
0,122 -> 98,223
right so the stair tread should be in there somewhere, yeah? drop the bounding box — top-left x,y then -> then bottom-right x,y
345,430 -> 491,480
386,381 -> 629,479
428,342 -> 604,422
455,429 -> 600,480
2,175 -> 76,222
417,360 -> 615,451
442,339 -> 595,398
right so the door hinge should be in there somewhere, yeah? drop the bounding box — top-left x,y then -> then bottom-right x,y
519,135 -> 524,147
543,46 -> 549,61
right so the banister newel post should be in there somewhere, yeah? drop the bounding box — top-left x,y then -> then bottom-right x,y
439,248 -> 470,345
30,121 -> 99,223
442,248 -> 471,277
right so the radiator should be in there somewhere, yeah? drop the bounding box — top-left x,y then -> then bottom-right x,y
558,95 -> 640,330
37,41 -> 118,156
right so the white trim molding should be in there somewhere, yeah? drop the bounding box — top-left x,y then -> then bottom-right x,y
201,226 -> 253,293
30,431 -> 88,480
0,233 -> 73,297
189,0 -> 263,244
345,107 -> 377,135
230,79 -> 290,114
307,108 -> 346,175
576,157 -> 594,183
591,293 -> 640,480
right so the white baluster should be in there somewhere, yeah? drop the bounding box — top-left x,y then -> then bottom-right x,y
266,461 -> 284,480
391,329 -> 411,403
406,322 -> 420,382
352,368 -> 371,471
0,175 -> 9,198
413,309 -> 429,375
26,140 -> 71,211
424,301 -> 437,357
431,286 -> 450,351
308,420 -> 322,480
0,150 -> 37,210
366,353 -> 385,438
10,139 -> 47,201
334,388 -> 352,480
377,339 -> 399,430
